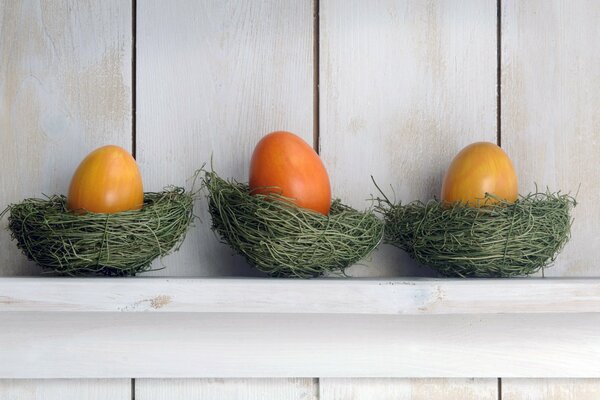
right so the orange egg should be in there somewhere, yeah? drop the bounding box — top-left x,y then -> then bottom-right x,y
67,145 -> 144,213
249,131 -> 331,215
441,142 -> 518,206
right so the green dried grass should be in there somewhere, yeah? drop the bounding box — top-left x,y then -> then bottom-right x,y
376,188 -> 576,277
203,170 -> 384,278
2,188 -> 195,276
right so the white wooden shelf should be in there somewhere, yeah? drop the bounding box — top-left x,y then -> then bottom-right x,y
1,277 -> 600,314
1,277 -> 600,379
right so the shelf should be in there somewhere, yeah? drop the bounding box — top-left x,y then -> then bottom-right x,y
1,277 -> 600,379
1,276 -> 600,314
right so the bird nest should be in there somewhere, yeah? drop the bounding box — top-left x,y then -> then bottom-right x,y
2,188 -> 195,276
202,170 -> 384,278
376,192 -> 576,277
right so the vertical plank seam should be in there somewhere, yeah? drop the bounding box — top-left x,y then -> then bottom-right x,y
314,377 -> 320,400
131,0 -> 137,159
313,0 -> 320,154
496,0 -> 502,148
131,2 -> 137,398
498,377 -> 502,400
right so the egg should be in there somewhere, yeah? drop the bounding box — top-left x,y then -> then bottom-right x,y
249,131 -> 331,215
441,142 -> 518,206
67,145 -> 144,213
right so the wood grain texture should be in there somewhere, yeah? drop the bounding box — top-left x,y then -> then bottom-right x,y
136,0 -> 314,276
136,379 -> 317,400
2,312 -> 600,378
319,0 -> 497,277
320,378 -> 497,400
2,277 -> 600,315
502,0 -> 600,277
503,379 -> 600,400
0,379 -> 130,400
0,0 -> 132,276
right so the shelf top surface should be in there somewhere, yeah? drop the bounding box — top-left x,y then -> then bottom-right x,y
1,276 -> 599,315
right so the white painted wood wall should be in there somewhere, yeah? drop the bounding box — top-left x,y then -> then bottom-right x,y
1,0 -> 598,398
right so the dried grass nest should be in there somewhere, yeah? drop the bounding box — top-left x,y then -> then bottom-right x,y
2,187 -> 195,276
202,170 -> 384,278
376,189 -> 576,277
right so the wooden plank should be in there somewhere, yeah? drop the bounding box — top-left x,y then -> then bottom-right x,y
319,0 -> 497,276
136,379 -> 317,400
320,378 -> 497,400
503,379 -> 600,400
2,312 -> 599,378
501,0 -> 600,276
0,1 -> 133,397
2,277 -> 600,315
0,379 -> 130,400
136,0 -> 314,276
0,0 -> 133,276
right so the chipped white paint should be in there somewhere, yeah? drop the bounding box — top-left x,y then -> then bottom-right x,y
319,0 -> 497,277
118,294 -> 173,312
503,379 -> 600,400
136,379 -> 318,400
1,277 -> 600,315
319,378 -> 498,400
0,0 -> 132,276
502,0 -> 600,277
136,0 -> 314,276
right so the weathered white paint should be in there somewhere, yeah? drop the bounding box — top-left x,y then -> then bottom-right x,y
502,0 -> 600,277
2,312 -> 600,378
0,379 -> 130,400
503,379 -> 600,400
136,379 -> 317,400
320,378 -> 498,400
136,0 -> 314,276
1,277 -> 600,315
319,0 -> 497,277
0,0 -> 132,276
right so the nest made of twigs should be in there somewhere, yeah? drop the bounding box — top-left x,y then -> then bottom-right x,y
2,188 -> 195,276
376,192 -> 576,277
202,170 -> 384,278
